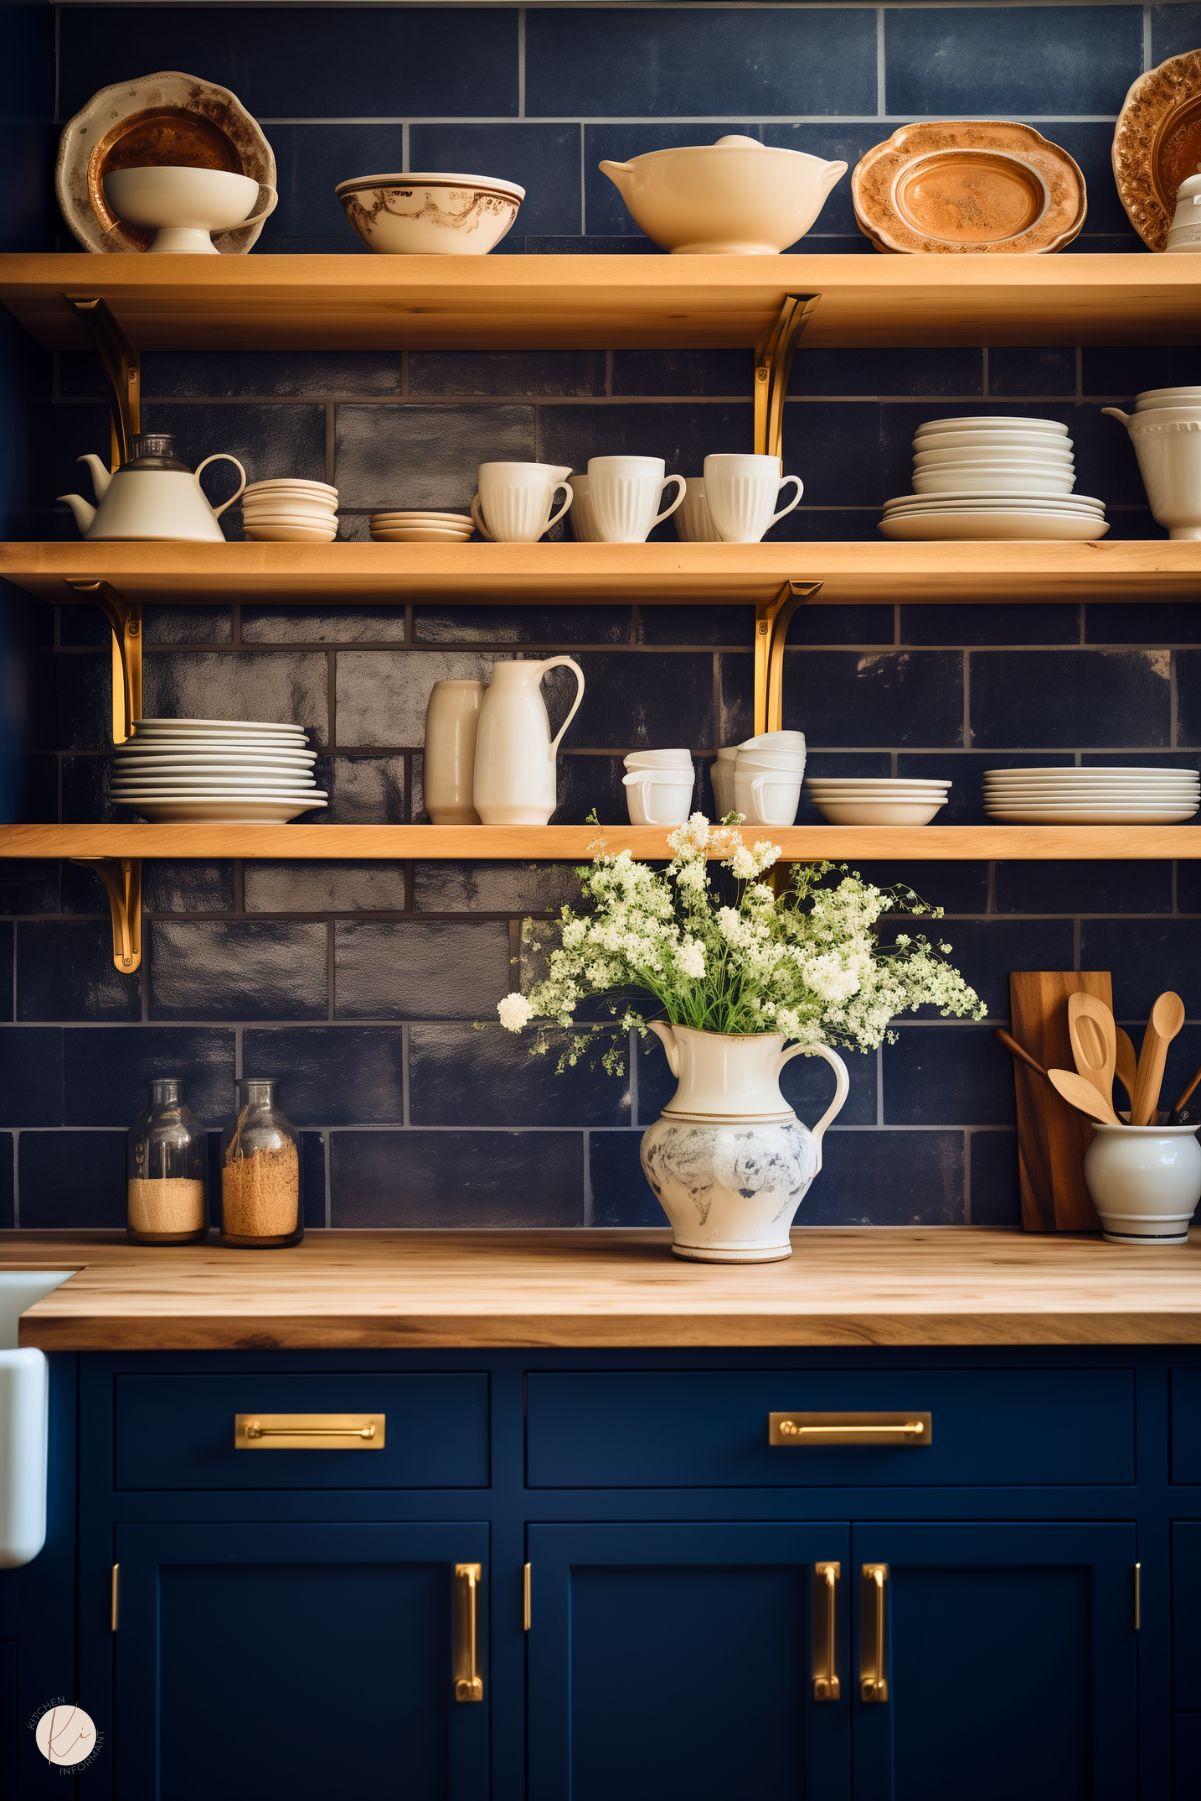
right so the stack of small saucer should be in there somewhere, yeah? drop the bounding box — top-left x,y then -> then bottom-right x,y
880,416 -> 1107,542
370,510 -> 474,543
984,766 -> 1200,825
111,718 -> 327,824
241,479 -> 338,543
806,775 -> 951,825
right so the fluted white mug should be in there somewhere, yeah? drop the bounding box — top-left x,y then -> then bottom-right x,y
704,453 -> 803,543
471,461 -> 574,543
675,479 -> 722,543
587,455 -> 686,543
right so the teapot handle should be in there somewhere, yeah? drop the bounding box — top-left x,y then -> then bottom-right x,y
776,1042 -> 849,1173
195,453 -> 248,520
537,656 -> 586,762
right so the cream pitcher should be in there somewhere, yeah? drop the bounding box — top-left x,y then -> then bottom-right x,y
473,657 -> 585,825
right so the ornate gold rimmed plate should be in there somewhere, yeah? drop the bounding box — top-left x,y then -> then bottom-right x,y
852,120 -> 1086,254
56,70 -> 276,253
1113,49 -> 1201,250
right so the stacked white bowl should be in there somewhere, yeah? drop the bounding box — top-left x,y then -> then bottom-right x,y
241,479 -> 338,543
710,732 -> 806,827
111,718 -> 327,823
983,766 -> 1200,825
370,510 -> 474,544
806,775 -> 951,825
880,416 -> 1108,542
623,749 -> 695,825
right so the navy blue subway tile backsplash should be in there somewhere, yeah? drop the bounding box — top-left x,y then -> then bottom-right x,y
3,1 -> 1199,1230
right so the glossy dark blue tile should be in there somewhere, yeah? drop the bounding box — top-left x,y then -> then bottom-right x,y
330,1129 -> 584,1226
139,403 -> 327,508
612,349 -> 750,400
987,347 -> 1077,399
17,921 -> 142,1022
19,1130 -> 125,1228
1080,921 -> 1201,1019
62,1027 -> 235,1128
143,864 -> 237,915
538,401 -> 753,477
970,650 -> 1172,748
324,755 -> 408,825
410,1024 -> 629,1127
141,349 -> 405,400
413,606 -> 630,646
880,918 -> 1076,1021
411,349 -> 605,400
244,861 -> 408,913
639,606 -> 754,649
969,1131 -> 1023,1228
780,650 -> 965,747
1151,5 -> 1201,63
570,651 -> 715,751
882,1026 -> 1014,1127
242,608 -> 407,645
335,649 -> 492,747
334,405 -> 536,512
0,1135 -> 12,1228
899,604 -> 1080,648
335,920 -> 510,1020
590,1131 -> 664,1227
884,7 -> 1142,116
793,345 -> 983,402
1086,604 -> 1201,645
148,921 -> 329,1022
799,1130 -> 966,1226
555,753 -> 631,824
244,1027 -> 405,1126
408,125 -> 582,239
142,650 -> 330,742
0,1027 -> 61,1125
411,860 -> 581,915
537,11 -> 875,116
142,606 -> 233,647
994,860 -> 1173,916
1176,861 -> 1201,914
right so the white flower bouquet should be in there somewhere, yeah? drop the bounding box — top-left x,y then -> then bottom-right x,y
498,815 -> 985,1069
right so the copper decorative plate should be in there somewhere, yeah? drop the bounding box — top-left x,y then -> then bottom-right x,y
852,121 -> 1086,255
1113,49 -> 1201,251
56,71 -> 276,254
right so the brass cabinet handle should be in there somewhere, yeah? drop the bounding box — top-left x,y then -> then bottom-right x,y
812,1562 -> 841,1701
860,1564 -> 889,1704
453,1563 -> 484,1704
234,1413 -> 385,1450
769,1412 -> 932,1447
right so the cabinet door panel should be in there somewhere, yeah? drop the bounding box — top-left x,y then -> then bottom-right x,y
114,1522 -> 488,1801
1174,1525 -> 1201,1709
528,1522 -> 850,1801
853,1523 -> 1137,1801
1177,1717 -> 1201,1798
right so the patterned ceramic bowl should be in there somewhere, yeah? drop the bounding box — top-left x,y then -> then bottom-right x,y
335,171 -> 524,255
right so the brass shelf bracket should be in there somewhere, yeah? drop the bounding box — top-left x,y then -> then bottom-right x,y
753,292 -> 820,463
64,578 -> 142,745
754,579 -> 823,736
66,295 -> 141,469
70,857 -> 142,974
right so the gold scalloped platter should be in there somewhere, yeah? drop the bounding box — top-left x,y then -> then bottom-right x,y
852,121 -> 1086,254
1113,49 -> 1201,251
56,70 -> 276,254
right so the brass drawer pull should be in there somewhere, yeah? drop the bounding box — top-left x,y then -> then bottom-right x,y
812,1562 -> 841,1701
453,1562 -> 484,1703
234,1413 -> 386,1450
860,1564 -> 889,1704
769,1412 -> 932,1447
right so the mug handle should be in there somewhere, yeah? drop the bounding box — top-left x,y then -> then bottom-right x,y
769,474 -> 804,528
748,773 -> 799,826
653,474 -> 687,528
538,656 -> 586,762
195,453 -> 247,519
544,482 -> 574,535
242,184 -> 279,229
470,494 -> 495,541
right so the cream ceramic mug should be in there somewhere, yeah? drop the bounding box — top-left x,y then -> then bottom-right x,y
704,453 -> 803,543
586,455 -> 686,543
470,462 -> 574,543
423,679 -> 484,824
675,479 -> 722,543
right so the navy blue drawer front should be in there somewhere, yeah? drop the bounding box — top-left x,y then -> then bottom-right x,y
1172,1371 -> 1201,1482
115,1372 -> 489,1490
526,1368 -> 1134,1488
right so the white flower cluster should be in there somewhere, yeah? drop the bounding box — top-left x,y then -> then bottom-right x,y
496,816 -> 984,1066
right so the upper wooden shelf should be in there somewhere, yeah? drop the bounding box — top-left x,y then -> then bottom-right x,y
1,824 -> 1197,862
1,253 -> 1199,352
4,539 -> 1200,606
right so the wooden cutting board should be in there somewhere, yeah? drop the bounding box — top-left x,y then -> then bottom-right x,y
1008,971 -> 1110,1232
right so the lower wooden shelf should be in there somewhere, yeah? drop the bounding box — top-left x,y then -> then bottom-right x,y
2,823 -> 1198,861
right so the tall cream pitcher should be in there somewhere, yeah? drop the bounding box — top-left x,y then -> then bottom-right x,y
473,657 -> 586,826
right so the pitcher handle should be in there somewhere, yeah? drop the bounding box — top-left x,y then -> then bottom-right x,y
652,474 -> 687,528
538,656 -> 586,762
769,474 -> 804,528
544,482 -> 574,535
776,1042 -> 849,1174
195,453 -> 247,520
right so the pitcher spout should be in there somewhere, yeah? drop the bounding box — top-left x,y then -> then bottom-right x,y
821,158 -> 849,196
1102,407 -> 1133,431
646,1019 -> 680,1076
598,158 -> 634,197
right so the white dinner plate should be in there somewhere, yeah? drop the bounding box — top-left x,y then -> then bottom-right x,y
880,513 -> 1109,541
133,717 -> 307,734
124,734 -> 309,750
914,417 -> 1069,436
116,797 -> 328,823
113,754 -> 317,772
986,807 -> 1198,823
884,493 -> 1103,512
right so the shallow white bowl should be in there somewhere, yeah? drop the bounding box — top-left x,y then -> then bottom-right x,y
913,430 -> 1076,454
336,171 -> 524,255
815,799 -> 945,825
913,469 -> 1077,496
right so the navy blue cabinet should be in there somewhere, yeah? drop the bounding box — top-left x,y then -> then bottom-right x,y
112,1521 -> 490,1801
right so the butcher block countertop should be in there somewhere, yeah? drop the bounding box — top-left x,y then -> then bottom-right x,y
3,1228 -> 1201,1349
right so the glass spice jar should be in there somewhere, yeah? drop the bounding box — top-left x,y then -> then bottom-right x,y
126,1078 -> 208,1244
220,1078 -> 302,1249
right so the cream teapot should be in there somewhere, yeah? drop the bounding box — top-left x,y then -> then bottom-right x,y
58,434 -> 247,542
599,133 -> 847,254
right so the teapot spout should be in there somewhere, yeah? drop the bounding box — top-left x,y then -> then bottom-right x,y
56,492 -> 96,536
821,159 -> 849,196
646,1019 -> 680,1077
77,452 -> 113,500
598,158 -> 633,197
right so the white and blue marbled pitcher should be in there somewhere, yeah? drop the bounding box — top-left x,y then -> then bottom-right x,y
640,1023 -> 849,1263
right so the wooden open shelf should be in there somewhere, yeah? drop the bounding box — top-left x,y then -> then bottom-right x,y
3,824 -> 1198,862
2,253 -> 1199,352
4,539 -> 1200,607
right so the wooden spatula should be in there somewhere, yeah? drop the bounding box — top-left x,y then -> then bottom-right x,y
1048,1067 -> 1122,1127
1131,991 -> 1186,1126
1067,993 -> 1117,1111
1114,1027 -> 1139,1112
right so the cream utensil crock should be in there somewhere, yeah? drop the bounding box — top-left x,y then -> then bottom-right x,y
59,435 -> 246,542
1084,1122 -> 1201,1242
423,679 -> 485,824
599,134 -> 847,254
473,657 -> 586,826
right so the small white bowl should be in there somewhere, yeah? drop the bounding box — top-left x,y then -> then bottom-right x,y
243,521 -> 338,543
624,749 -> 694,769
814,799 -> 945,825
336,171 -> 524,255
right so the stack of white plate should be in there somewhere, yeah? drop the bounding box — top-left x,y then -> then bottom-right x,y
111,718 -> 327,824
983,766 -> 1200,824
370,511 -> 474,544
241,479 -> 338,543
805,775 -> 951,825
880,416 -> 1108,542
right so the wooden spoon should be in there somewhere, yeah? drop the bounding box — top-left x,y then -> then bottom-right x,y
1168,1058 -> 1201,1126
1047,1067 -> 1122,1127
1114,1027 -> 1139,1112
994,1027 -> 1048,1081
1131,991 -> 1186,1127
1067,993 -> 1117,1111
